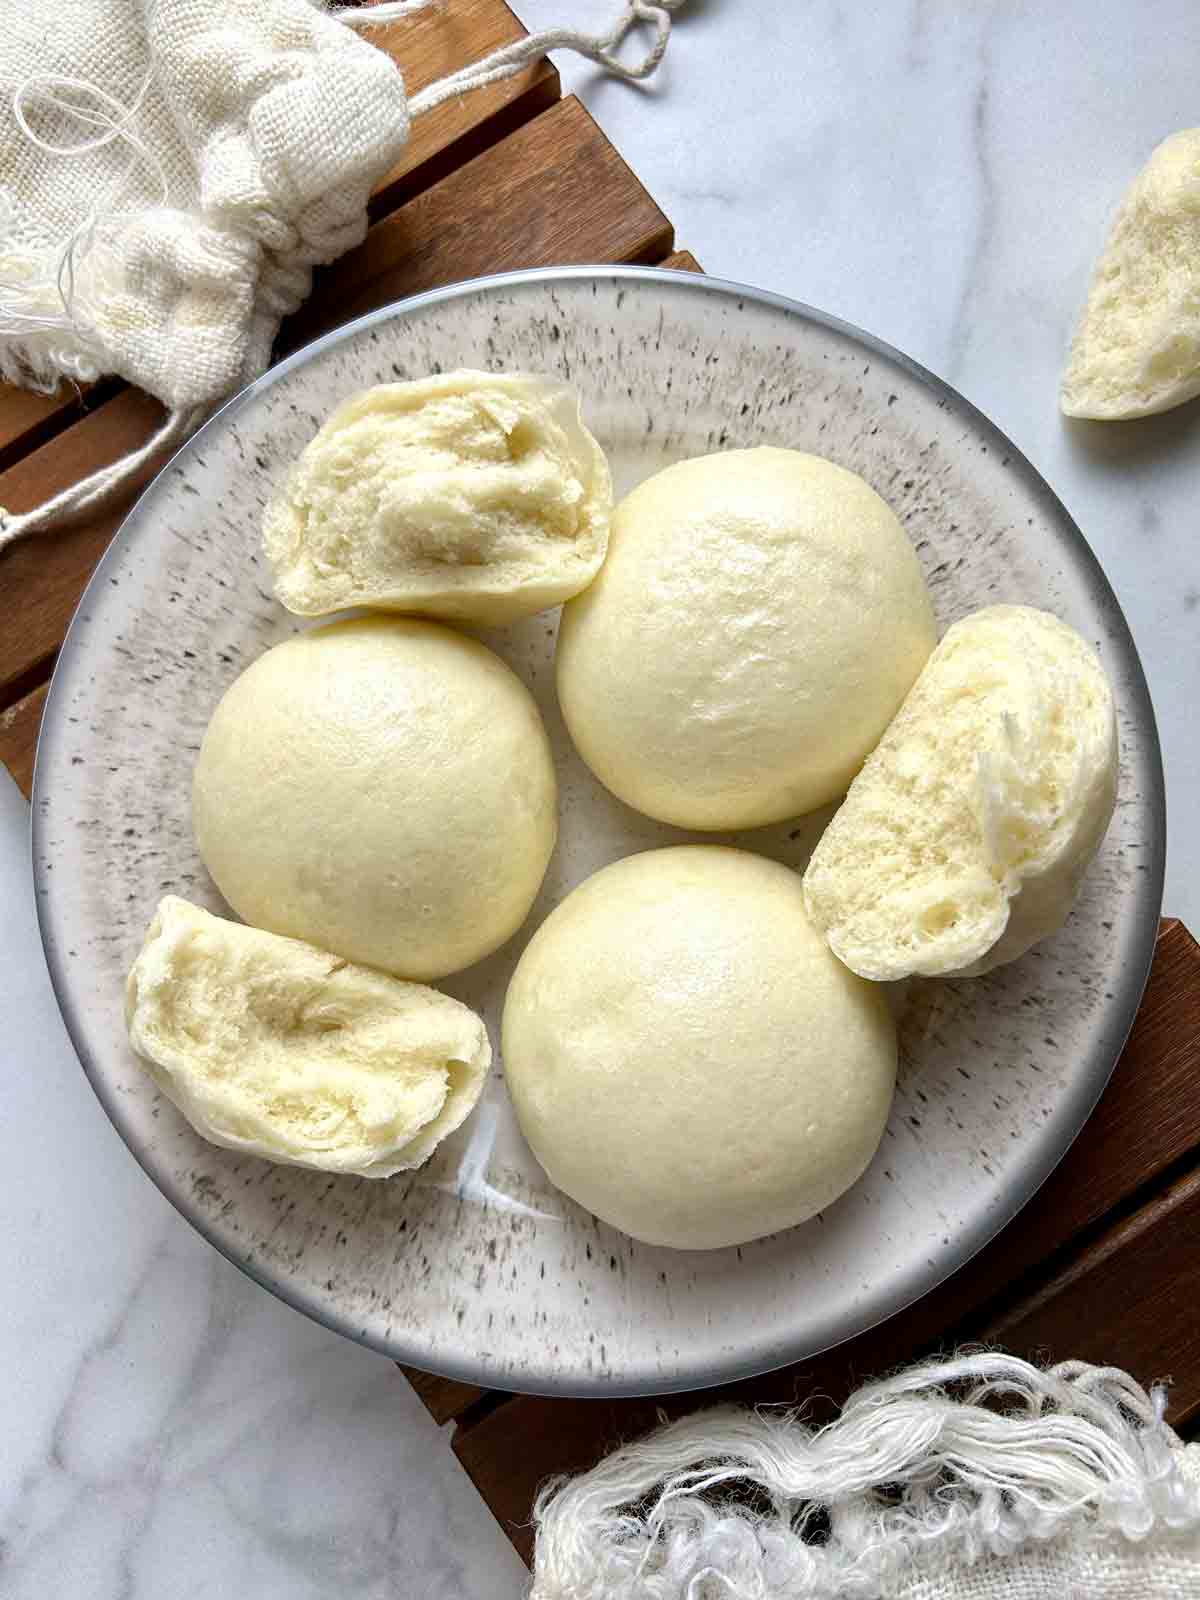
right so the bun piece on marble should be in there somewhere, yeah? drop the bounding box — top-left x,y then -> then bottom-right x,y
803,605 -> 1118,981
1062,128 -> 1200,419
192,617 -> 557,982
502,847 -> 897,1251
555,448 -> 936,830
126,897 -> 490,1177
263,371 -> 612,625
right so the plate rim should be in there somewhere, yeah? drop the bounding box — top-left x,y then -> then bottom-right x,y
31,264 -> 1167,1397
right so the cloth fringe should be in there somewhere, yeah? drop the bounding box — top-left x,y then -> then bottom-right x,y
0,0 -> 685,548
529,1354 -> 1200,1600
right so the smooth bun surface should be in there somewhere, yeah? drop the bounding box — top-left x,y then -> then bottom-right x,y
263,370 -> 612,624
803,605 -> 1118,981
126,897 -> 490,1177
192,617 -> 557,981
502,847 -> 897,1250
555,447 -> 936,830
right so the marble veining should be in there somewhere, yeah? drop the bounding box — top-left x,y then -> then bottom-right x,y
0,775 -> 529,1600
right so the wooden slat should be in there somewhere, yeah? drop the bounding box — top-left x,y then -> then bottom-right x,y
453,918 -> 1200,1562
0,383 -> 94,469
399,1366 -> 487,1427
0,389 -> 168,707
0,682 -> 47,797
659,250 -> 703,272
0,388 -> 75,458
984,1162 -> 1200,1426
285,95 -> 673,347
462,1393 -> 662,1562
363,0 -> 559,216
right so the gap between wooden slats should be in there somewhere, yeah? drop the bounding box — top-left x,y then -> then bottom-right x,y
281,96 -> 672,350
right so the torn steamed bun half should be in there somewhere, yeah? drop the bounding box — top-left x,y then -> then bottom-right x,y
802,605 -> 1118,981
263,370 -> 612,625
126,897 -> 490,1177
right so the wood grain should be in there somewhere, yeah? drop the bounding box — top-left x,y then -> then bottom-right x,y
659,250 -> 703,272
399,1366 -> 487,1427
453,918 -> 1200,1562
0,388 -> 168,708
0,382 -> 97,470
984,1160 -> 1200,1427
0,682 -> 47,797
363,0 -> 560,216
284,96 -> 673,348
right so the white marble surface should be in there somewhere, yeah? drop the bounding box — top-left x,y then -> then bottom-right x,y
4,3 -> 1200,1594
0,771 -> 529,1600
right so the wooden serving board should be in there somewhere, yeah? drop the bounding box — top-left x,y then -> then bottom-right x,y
2,1 -> 1196,1569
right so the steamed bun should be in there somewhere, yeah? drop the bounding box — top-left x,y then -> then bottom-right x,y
802,605 -> 1118,981
502,847 -> 897,1250
263,371 -> 612,625
1062,129 -> 1200,420
126,897 -> 490,1177
192,617 -> 557,982
555,448 -> 936,830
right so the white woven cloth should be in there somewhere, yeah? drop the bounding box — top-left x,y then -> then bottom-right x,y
530,1355 -> 1200,1599
1,0 -> 413,409
0,0 -> 682,543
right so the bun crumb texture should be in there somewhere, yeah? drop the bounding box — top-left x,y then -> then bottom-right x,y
263,370 -> 612,625
1062,128 -> 1200,420
803,605 -> 1118,981
126,897 -> 490,1177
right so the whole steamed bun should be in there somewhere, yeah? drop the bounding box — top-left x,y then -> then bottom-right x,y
555,448 -> 936,830
126,897 -> 490,1176
803,605 -> 1118,980
502,847 -> 897,1250
263,371 -> 612,625
192,617 -> 557,982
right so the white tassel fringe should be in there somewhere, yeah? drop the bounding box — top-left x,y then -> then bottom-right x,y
530,1354 -> 1200,1600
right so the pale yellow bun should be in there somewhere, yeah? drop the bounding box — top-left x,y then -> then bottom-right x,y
502,847 -> 897,1250
263,370 -> 612,625
192,617 -> 557,981
802,605 -> 1118,981
126,897 -> 490,1176
1062,129 -> 1200,419
555,448 -> 936,830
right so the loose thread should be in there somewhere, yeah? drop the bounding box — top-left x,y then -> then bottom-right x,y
0,69 -> 169,395
338,0 -> 687,115
0,406 -> 202,555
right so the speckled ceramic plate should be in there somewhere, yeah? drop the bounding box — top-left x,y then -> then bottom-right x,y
34,267 -> 1164,1397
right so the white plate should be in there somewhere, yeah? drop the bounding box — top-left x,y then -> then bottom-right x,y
34,268 -> 1164,1396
